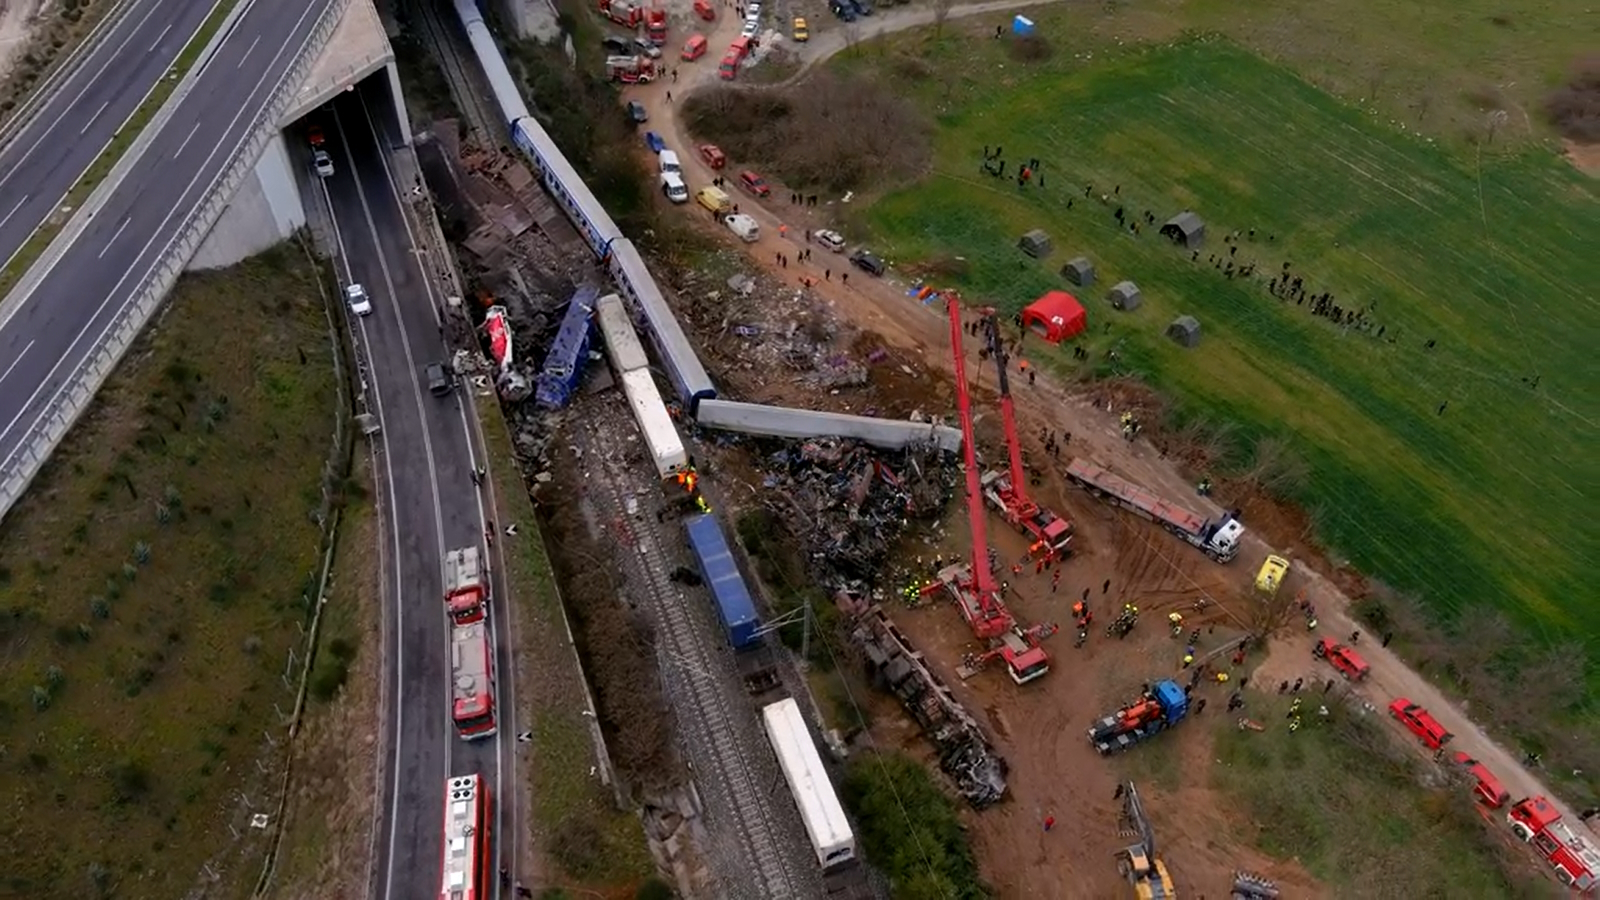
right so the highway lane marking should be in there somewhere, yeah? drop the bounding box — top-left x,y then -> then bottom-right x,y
174,120 -> 202,158
236,35 -> 260,70
0,340 -> 33,387
0,0 -> 326,464
79,101 -> 109,136
0,0 -> 170,205
96,218 -> 130,259
0,195 -> 27,231
336,102 -> 454,900
148,21 -> 173,52
363,91 -> 512,890
360,91 -> 510,894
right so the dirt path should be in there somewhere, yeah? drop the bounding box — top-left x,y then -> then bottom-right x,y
636,0 -> 1590,846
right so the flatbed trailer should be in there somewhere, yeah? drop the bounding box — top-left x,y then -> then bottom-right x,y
1064,457 -> 1244,562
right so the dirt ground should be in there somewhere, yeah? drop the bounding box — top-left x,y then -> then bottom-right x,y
0,0 -> 44,82
620,11 -> 1593,896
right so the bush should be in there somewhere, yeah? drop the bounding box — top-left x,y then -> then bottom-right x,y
550,815 -> 608,880
681,71 -> 933,194
842,752 -> 990,900
635,878 -> 675,900
1544,54 -> 1600,141
309,656 -> 350,702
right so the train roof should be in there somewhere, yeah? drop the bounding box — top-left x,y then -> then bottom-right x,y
683,513 -> 759,637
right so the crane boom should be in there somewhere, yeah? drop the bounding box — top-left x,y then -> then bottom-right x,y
982,314 -> 1032,515
948,293 -> 998,597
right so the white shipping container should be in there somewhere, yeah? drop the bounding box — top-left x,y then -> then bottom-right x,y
761,698 -> 857,871
620,368 -> 688,479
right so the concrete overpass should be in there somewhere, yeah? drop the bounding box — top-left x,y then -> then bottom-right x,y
189,0 -> 410,270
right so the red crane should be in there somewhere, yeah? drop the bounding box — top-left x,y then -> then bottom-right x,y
977,311 -> 1073,559
931,292 -> 1056,684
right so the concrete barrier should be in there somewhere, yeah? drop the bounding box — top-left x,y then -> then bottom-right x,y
0,0 -> 350,522
696,399 -> 963,453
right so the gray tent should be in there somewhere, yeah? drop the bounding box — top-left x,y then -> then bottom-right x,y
1160,211 -> 1205,249
1060,256 -> 1095,287
1166,315 -> 1201,348
1108,280 -> 1142,311
1018,229 -> 1052,259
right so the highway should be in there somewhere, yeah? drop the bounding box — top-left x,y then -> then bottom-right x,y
319,83 -> 516,898
0,0 -> 215,268
0,0 -> 334,487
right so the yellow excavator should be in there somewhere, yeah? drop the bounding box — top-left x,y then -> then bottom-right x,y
1115,781 -> 1177,899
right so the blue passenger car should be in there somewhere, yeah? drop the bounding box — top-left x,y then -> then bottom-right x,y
683,513 -> 761,650
534,285 -> 599,409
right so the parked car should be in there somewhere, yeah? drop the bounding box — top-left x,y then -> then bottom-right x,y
644,131 -> 666,153
792,16 -> 808,40
661,172 -> 689,203
740,19 -> 760,39
815,229 -> 846,252
307,124 -> 327,148
854,0 -> 874,14
1388,698 -> 1453,751
602,35 -> 632,54
738,169 -> 770,197
658,149 -> 682,174
830,1 -> 856,21
626,100 -> 648,124
699,144 -> 726,169
345,283 -> 372,317
426,362 -> 454,396
849,249 -> 886,276
634,37 -> 662,58
312,148 -> 335,177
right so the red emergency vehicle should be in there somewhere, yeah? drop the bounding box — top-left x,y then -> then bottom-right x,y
1450,752 -> 1510,809
1312,637 -> 1369,680
1387,697 -> 1452,750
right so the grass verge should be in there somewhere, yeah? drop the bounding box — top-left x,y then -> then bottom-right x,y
0,242 -> 339,898
479,407 -> 654,890
835,32 -> 1599,652
0,0 -> 237,299
1207,692 -> 1545,896
266,461 -> 384,900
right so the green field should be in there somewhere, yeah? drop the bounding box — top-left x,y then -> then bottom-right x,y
0,245 -> 338,897
835,31 -> 1599,651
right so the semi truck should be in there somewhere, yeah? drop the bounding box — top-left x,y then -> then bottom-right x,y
1089,680 -> 1190,755
444,546 -> 487,625
1065,457 -> 1245,562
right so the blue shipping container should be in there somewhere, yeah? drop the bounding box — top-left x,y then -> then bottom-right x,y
683,513 -> 761,650
535,284 -> 600,409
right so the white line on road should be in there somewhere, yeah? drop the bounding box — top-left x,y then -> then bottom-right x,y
148,21 -> 173,52
0,0 -> 325,460
174,120 -> 202,158
237,35 -> 260,69
0,340 -> 33,387
0,195 -> 27,231
80,101 -> 109,135
97,218 -> 130,259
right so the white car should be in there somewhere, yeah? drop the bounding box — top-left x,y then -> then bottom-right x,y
661,172 -> 689,203
740,19 -> 760,38
747,1 -> 762,17
815,229 -> 846,252
346,283 -> 373,317
313,148 -> 334,177
658,149 -> 682,175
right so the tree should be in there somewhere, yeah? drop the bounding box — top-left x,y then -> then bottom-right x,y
932,0 -> 953,40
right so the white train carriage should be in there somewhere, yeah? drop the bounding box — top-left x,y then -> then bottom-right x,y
619,369 -> 688,479
453,0 -> 529,127
595,292 -> 650,376
610,239 -> 716,411
761,698 -> 857,871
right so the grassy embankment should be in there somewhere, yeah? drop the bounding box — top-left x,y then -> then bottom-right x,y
0,0 -> 238,297
834,29 -> 1599,657
0,244 -> 338,898
481,412 -> 655,891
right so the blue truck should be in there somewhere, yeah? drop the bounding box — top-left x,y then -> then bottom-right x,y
683,513 -> 762,650
1088,679 -> 1189,755
534,284 -> 600,409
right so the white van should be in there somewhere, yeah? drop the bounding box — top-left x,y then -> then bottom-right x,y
658,149 -> 682,175
661,172 -> 689,203
725,213 -> 760,242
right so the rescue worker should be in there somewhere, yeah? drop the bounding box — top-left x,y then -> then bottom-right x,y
1214,671 -> 1229,684
1168,611 -> 1184,636
1182,651 -> 1195,668
1288,716 -> 1302,733
1197,476 -> 1213,496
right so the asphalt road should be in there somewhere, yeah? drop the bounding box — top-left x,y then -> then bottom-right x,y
0,0 -> 334,483
0,0 -> 216,269
320,83 -> 514,899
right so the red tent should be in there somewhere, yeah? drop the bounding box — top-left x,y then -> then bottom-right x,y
1021,290 -> 1086,343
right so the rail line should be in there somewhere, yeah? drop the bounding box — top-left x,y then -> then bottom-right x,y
408,0 -> 500,141
583,409 -> 810,899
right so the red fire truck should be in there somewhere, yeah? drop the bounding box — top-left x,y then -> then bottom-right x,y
444,546 -> 487,625
451,622 -> 497,740
1507,796 -> 1598,894
439,773 -> 493,900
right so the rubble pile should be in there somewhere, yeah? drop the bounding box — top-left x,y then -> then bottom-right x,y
850,602 -> 1008,809
750,437 -> 957,593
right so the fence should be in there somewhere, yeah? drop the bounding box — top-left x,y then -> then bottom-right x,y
0,0 -> 350,523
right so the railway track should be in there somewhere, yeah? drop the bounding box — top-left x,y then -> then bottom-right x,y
582,410 -> 812,900
407,0 -> 501,141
